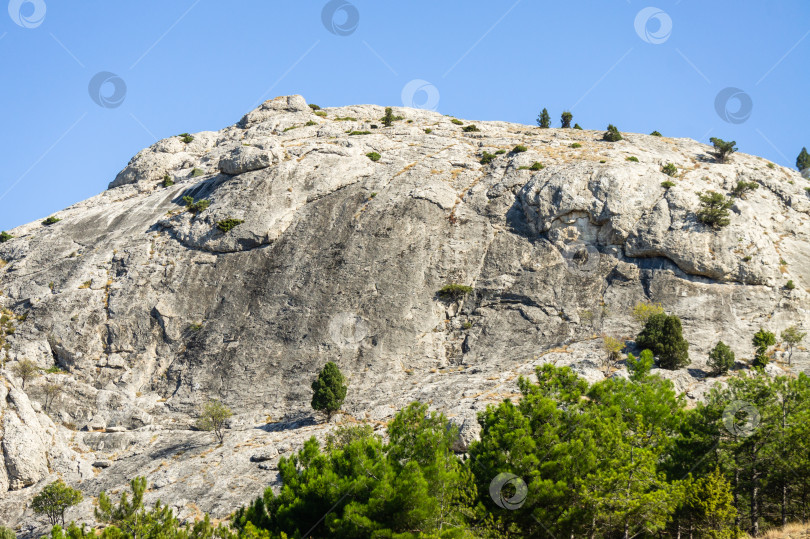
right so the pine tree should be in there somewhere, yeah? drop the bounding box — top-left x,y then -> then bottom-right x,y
382,107 -> 395,127
560,111 -> 573,128
710,137 -> 738,163
636,313 -> 690,369
796,147 -> 810,172
697,191 -> 733,228
31,480 -> 83,527
603,124 -> 623,142
536,108 -> 551,128
781,325 -> 806,365
626,349 -> 654,381
752,328 -> 776,368
708,341 -> 735,375
311,361 -> 348,421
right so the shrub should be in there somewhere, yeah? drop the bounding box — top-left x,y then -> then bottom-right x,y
462,124 -> 480,132
709,137 -> 737,163
424,128 -> 433,134
767,162 -> 775,169
437,283 -> 473,301
450,119 -> 463,125
42,216 -> 61,226
31,480 -> 83,527
311,362 -> 347,421
182,195 -> 210,213
11,359 -> 38,389
43,381 -> 63,412
195,400 -> 233,444
560,111 -> 573,128
573,123 -> 583,130
314,110 -> 327,117
512,145 -> 528,153
349,130 -> 371,136
334,116 -> 357,121
661,181 -> 676,189
162,174 -> 174,187
650,131 -> 662,137
570,142 -> 582,149
216,218 -> 244,233
708,341 -> 735,375
282,126 -> 299,132
601,335 -> 624,374
796,147 -> 810,172
0,231 -> 13,243
480,152 -> 496,165
631,301 -> 665,325
603,124 -> 623,142
752,328 -> 776,368
530,161 -> 544,171
190,168 -> 204,177
636,313 -> 690,370
661,163 -> 678,176
494,149 -> 507,155
785,280 -> 796,290
309,104 -> 321,111
696,191 -> 733,228
366,152 -> 381,162
626,156 -> 639,162
537,108 -> 551,128
178,133 -> 194,144
0,526 -> 14,539
731,180 -> 759,199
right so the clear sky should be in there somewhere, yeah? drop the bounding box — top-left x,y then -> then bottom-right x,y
0,0 -> 808,231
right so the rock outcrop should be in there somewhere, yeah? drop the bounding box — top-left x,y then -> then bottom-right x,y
1,95 -> 809,533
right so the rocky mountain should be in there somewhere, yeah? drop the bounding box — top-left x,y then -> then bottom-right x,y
1,95 -> 808,534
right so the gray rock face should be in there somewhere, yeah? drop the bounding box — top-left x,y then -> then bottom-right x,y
1,95 -> 809,533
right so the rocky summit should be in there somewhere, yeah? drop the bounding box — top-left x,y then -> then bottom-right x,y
1,95 -> 808,533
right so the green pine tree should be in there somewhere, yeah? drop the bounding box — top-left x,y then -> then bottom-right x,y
636,313 -> 690,370
796,147 -> 810,172
311,361 -> 348,421
752,328 -> 776,368
560,111 -> 573,128
537,108 -> 551,128
708,341 -> 735,375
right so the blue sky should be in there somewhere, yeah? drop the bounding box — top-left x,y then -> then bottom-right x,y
0,0 -> 808,231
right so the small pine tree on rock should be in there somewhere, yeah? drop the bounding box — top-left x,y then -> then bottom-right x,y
560,111 -> 573,128
636,313 -> 690,370
752,328 -> 776,368
537,108 -> 551,128
697,191 -> 733,228
709,137 -> 737,163
311,361 -> 348,421
32,480 -> 83,527
603,124 -> 623,142
708,341 -> 735,375
797,147 -> 810,172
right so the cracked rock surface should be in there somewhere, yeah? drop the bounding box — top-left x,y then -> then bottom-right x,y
1,95 -> 809,534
